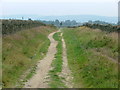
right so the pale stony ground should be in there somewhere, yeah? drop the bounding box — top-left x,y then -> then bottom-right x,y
59,32 -> 73,88
24,30 -> 73,88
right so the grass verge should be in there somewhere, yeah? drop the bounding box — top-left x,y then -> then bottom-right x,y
48,32 -> 66,88
2,26 -> 56,88
62,27 -> 118,88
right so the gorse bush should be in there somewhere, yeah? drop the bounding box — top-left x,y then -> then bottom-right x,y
83,23 -> 119,33
2,19 -> 46,35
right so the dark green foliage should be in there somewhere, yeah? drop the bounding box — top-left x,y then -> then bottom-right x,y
2,19 -> 46,35
41,20 -> 80,27
83,23 -> 119,33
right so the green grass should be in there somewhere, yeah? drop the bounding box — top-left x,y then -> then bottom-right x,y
62,27 -> 118,88
48,32 -> 66,88
2,26 -> 56,88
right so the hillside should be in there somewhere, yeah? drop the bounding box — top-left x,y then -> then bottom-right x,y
2,20 -> 56,87
2,20 -> 119,88
2,19 -> 46,35
83,23 -> 119,33
62,27 -> 118,88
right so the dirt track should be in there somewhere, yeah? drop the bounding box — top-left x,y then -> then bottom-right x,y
59,32 -> 73,88
24,31 -> 58,88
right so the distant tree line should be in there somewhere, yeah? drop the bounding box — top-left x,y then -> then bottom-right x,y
118,21 -> 120,25
40,19 -> 82,27
40,19 -> 117,28
86,20 -> 116,25
2,19 -> 46,35
83,23 -> 119,33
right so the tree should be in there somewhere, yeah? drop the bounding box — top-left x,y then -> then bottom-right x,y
60,22 -> 62,26
55,19 -> 60,26
28,18 -> 32,20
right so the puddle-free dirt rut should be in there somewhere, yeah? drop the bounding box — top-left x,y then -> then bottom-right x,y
24,31 -> 58,88
60,32 -> 73,88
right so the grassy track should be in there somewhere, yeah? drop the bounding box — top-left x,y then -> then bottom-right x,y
2,26 -> 56,87
62,27 -> 118,88
48,32 -> 66,88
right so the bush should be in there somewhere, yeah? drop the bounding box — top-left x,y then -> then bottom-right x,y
83,23 -> 119,33
2,19 -> 46,35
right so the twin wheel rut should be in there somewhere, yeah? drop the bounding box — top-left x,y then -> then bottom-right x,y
24,30 -> 73,88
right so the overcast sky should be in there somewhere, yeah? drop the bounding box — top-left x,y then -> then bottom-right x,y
1,0 -> 119,17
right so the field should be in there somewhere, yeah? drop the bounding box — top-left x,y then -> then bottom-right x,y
2,19 -> 119,88
2,26 -> 56,88
62,26 -> 118,88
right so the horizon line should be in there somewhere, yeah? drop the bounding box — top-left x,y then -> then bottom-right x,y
1,14 -> 118,18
